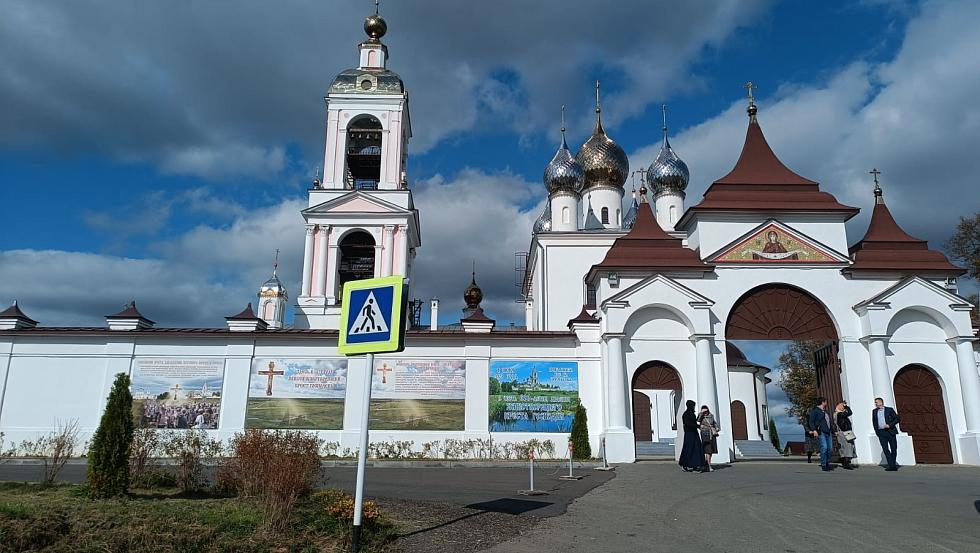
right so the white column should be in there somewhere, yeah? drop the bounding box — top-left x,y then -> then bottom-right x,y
382,225 -> 395,277
524,299 -> 534,331
396,225 -> 409,275
953,338 -> 980,433
301,224 -> 315,296
313,226 -> 329,296
373,244 -> 383,278
868,337 -> 895,407
325,244 -> 339,305
694,335 -> 718,414
606,334 -> 627,429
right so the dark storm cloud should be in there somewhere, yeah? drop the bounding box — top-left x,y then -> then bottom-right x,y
0,0 -> 766,178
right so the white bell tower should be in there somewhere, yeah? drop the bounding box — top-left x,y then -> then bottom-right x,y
294,6 -> 421,330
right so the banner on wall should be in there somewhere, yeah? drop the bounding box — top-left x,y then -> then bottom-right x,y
489,360 -> 579,432
245,358 -> 348,429
131,358 -> 225,429
370,359 -> 466,430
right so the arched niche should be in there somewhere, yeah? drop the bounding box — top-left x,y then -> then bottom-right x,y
631,361 -> 682,444
625,305 -> 694,340
345,115 -> 383,189
337,230 -> 376,298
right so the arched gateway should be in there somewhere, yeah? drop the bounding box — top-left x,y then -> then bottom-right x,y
631,362 -> 681,450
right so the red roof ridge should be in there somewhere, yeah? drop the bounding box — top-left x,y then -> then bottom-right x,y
106,301 -> 154,323
715,119 -> 816,186
0,300 -> 36,323
590,203 -> 712,276
567,305 -> 599,328
461,306 -> 495,323
226,303 -> 261,320
846,190 -> 964,275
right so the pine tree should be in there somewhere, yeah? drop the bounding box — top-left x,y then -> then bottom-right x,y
570,403 -> 591,459
769,422 -> 781,452
88,372 -> 134,498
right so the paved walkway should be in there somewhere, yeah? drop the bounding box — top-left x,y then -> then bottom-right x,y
489,462 -> 980,553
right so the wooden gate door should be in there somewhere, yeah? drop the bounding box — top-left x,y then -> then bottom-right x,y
731,400 -> 748,440
894,365 -> 953,464
632,391 -> 652,441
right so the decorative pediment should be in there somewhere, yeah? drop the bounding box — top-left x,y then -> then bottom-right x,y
853,275 -> 972,312
302,191 -> 410,216
708,220 -> 848,264
604,273 -> 713,307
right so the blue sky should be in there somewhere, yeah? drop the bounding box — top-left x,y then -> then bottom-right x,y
3,0 -> 979,329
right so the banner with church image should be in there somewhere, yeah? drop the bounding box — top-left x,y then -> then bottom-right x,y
131,358 -> 225,429
370,359 -> 466,430
245,358 -> 348,430
489,360 -> 579,432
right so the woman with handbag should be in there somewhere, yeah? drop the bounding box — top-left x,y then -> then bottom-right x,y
697,405 -> 720,472
835,401 -> 856,469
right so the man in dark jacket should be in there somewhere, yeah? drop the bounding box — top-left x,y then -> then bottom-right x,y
808,397 -> 834,471
872,397 -> 901,471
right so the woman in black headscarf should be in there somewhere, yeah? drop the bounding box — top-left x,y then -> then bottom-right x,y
678,400 -> 706,472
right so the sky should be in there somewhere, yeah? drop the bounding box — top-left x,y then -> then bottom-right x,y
2,0 -> 979,332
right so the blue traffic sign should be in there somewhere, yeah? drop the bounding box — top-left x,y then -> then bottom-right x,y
338,276 -> 406,355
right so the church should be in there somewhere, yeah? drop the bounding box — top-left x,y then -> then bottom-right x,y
2,8 -> 978,466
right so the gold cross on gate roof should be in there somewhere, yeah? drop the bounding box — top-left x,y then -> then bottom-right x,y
744,82 -> 756,103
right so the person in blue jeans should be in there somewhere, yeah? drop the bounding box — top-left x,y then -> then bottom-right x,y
808,397 -> 835,471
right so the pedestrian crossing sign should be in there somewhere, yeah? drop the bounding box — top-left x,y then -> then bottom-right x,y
338,275 -> 407,355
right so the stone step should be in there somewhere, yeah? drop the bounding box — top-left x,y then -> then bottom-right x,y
635,441 -> 674,456
735,440 -> 783,458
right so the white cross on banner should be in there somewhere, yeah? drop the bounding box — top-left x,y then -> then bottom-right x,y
348,291 -> 389,335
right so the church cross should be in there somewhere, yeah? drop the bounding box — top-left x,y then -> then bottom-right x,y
377,363 -> 393,384
869,168 -> 881,186
744,82 -> 756,103
273,249 -> 280,275
258,361 -> 285,396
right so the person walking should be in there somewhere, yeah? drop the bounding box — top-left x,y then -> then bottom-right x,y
835,401 -> 856,470
808,397 -> 834,471
678,400 -> 706,472
872,397 -> 901,471
697,405 -> 720,471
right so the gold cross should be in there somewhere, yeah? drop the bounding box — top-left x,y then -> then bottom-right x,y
744,82 -> 755,103
869,168 -> 881,186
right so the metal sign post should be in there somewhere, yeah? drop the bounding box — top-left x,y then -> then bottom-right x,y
338,276 -> 408,553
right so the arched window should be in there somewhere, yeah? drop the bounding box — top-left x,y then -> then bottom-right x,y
338,231 -> 376,299
262,300 -> 275,320
601,207 -> 609,224
669,205 -> 677,224
616,209 -> 621,225
562,206 -> 570,224
346,116 -> 383,189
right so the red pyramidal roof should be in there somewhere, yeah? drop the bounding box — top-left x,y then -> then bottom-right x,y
678,113 -> 858,227
846,189 -> 964,275
589,202 -> 713,279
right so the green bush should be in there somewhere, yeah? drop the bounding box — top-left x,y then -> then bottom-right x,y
570,403 -> 591,459
87,373 -> 134,498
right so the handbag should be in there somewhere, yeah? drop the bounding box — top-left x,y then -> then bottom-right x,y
842,430 -> 856,441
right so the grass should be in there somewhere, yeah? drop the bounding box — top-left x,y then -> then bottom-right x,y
369,399 -> 465,430
0,482 -> 397,553
245,398 -> 346,429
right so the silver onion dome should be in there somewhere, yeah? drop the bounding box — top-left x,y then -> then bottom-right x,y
577,81 -> 629,191
648,105 -> 689,195
259,252 -> 288,298
532,203 -> 552,233
544,107 -> 585,195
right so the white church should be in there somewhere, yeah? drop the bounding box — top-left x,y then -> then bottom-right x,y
2,9 -> 978,466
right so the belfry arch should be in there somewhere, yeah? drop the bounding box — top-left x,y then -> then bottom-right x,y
337,230 -> 376,299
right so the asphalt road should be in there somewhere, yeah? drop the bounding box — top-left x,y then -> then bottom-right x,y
488,462 -> 980,553
0,461 -> 613,519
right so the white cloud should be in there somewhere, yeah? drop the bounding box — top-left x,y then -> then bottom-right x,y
0,0 -> 767,178
631,0 -> 980,248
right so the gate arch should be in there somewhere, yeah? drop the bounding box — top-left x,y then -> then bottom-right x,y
631,362 -> 682,443
726,283 -> 838,341
894,364 -> 953,464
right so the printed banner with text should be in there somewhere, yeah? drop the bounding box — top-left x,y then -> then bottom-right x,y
131,358 -> 224,429
489,360 -> 579,432
371,359 -> 466,430
245,358 -> 348,429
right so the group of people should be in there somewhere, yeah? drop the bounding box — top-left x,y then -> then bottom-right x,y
678,400 -> 721,472
678,397 -> 903,473
805,396 -> 901,471
138,401 -> 220,429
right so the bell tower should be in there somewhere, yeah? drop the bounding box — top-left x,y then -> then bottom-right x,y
294,5 -> 420,330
